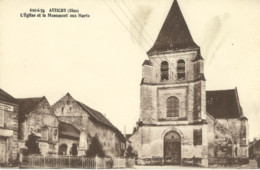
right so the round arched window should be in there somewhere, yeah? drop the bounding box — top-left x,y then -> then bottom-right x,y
166,96 -> 179,117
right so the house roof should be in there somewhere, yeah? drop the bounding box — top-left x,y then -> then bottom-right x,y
16,97 -> 44,117
142,60 -> 153,66
0,88 -> 17,104
206,88 -> 243,119
77,101 -> 115,129
77,101 -> 125,141
59,121 -> 80,139
55,95 -> 125,141
52,93 -> 125,141
147,0 -> 199,55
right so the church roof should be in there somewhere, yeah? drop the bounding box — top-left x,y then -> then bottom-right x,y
147,0 -> 199,55
0,88 -> 17,104
206,88 -> 244,119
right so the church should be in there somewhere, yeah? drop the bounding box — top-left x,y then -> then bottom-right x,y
128,0 -> 248,167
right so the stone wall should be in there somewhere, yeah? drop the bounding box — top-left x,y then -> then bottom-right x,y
140,81 -> 205,124
146,51 -> 198,84
217,118 -> 249,157
206,114 -> 234,158
0,101 -> 19,162
129,124 -> 208,165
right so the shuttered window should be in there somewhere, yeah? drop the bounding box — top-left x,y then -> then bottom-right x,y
161,61 -> 169,81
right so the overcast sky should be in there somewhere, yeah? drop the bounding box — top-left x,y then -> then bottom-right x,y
0,0 -> 260,140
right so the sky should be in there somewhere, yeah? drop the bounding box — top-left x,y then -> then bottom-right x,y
0,0 -> 260,140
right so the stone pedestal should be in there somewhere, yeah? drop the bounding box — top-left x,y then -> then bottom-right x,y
78,130 -> 88,156
78,147 -> 88,156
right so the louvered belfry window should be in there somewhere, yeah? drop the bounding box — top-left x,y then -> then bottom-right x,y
166,96 -> 179,117
177,59 -> 185,80
161,61 -> 169,81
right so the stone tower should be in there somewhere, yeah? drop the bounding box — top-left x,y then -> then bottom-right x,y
141,0 -> 206,124
130,0 -> 208,167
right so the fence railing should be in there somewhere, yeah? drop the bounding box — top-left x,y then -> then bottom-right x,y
21,155 -> 134,169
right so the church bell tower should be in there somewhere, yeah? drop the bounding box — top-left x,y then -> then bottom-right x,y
140,0 -> 206,125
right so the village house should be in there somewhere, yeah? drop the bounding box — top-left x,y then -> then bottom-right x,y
0,89 -> 19,165
52,93 -> 125,157
128,0 -> 248,167
17,97 -> 59,156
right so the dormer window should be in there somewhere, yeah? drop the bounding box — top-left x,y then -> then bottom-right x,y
166,96 -> 179,117
161,61 -> 169,81
177,60 -> 185,80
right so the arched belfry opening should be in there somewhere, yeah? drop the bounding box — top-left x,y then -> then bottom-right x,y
164,131 -> 181,165
161,61 -> 169,81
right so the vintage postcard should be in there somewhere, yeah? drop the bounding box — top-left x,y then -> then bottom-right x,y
0,0 -> 260,169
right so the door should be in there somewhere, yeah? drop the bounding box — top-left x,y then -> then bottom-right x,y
164,131 -> 181,165
0,138 -> 6,164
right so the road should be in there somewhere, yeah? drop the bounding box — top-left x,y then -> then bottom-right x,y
134,159 -> 259,169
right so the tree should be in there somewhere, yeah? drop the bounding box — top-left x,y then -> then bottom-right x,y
25,134 -> 41,155
70,143 -> 78,156
85,135 -> 105,157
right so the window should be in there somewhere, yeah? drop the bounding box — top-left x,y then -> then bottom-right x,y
41,128 -> 48,141
177,60 -> 185,80
61,107 -> 64,115
161,61 -> 169,81
0,110 -> 4,127
194,129 -> 202,145
53,128 -> 58,141
166,96 -> 179,117
240,127 -> 246,146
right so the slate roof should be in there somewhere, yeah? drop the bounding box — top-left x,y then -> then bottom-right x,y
206,88 -> 243,119
147,0 -> 199,55
0,88 -> 17,104
59,121 -> 80,139
77,101 -> 115,128
76,100 -> 125,141
16,97 -> 44,116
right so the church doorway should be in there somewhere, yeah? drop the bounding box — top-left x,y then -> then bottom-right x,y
164,131 -> 181,165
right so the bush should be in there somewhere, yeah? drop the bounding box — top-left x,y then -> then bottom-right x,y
85,135 -> 105,157
70,143 -> 78,156
25,134 -> 41,155
105,158 -> 114,168
126,145 -> 135,158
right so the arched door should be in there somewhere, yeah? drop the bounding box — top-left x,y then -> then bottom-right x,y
164,131 -> 181,165
58,144 -> 68,155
